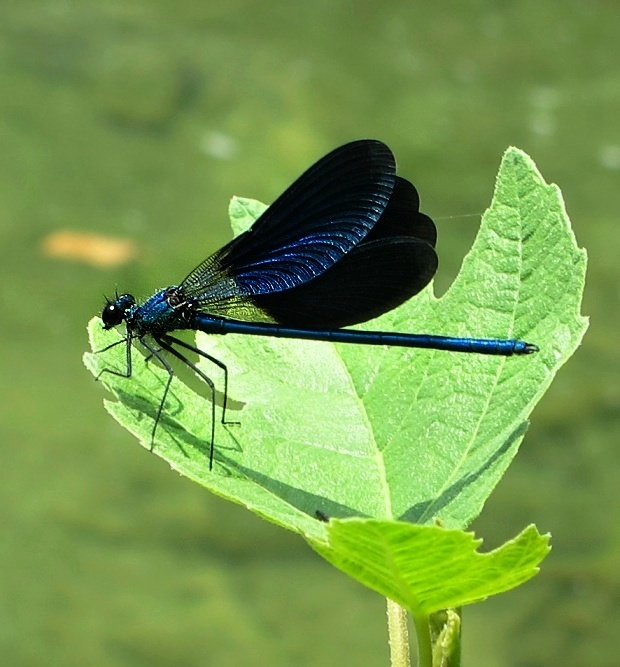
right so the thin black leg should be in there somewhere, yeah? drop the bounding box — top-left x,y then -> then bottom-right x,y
162,334 -> 240,428
96,333 -> 133,382
156,335 -> 221,470
140,337 -> 176,452
96,330 -> 229,469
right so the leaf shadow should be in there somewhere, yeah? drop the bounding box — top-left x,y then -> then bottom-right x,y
222,459 -> 370,520
399,420 -> 531,524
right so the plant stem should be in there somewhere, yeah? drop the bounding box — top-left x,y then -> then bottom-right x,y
386,599 -> 411,667
411,609 -> 433,667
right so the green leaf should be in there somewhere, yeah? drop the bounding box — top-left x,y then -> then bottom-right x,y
84,148 -> 586,544
312,519 -> 551,615
228,196 -> 267,237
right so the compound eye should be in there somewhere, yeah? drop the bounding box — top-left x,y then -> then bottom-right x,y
101,299 -> 132,329
101,293 -> 136,329
101,302 -> 125,329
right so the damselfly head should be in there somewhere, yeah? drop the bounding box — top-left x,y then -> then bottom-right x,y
101,293 -> 136,329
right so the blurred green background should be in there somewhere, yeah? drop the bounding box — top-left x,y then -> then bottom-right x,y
1,2 -> 618,665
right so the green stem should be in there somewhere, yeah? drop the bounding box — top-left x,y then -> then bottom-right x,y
386,599 -> 411,667
411,609 -> 433,667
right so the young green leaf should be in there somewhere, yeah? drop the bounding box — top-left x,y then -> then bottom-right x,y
312,519 -> 550,614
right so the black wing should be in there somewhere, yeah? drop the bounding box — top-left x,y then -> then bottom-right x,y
250,177 -> 438,328
179,141 -> 397,312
